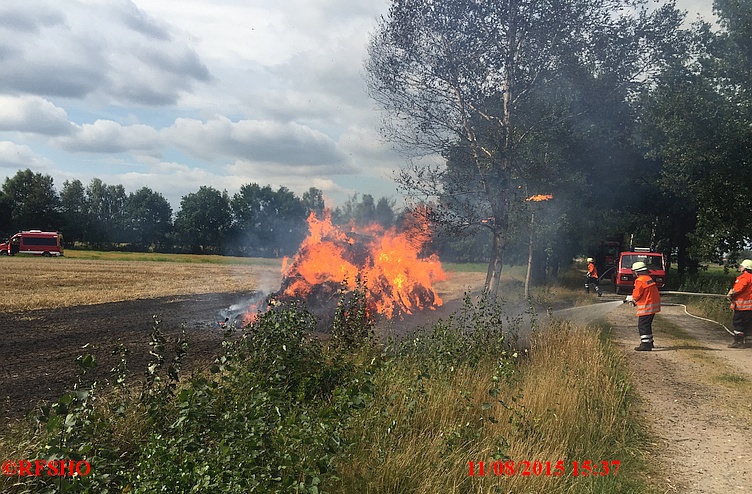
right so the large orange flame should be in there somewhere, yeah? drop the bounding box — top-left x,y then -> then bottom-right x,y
242,210 -> 446,325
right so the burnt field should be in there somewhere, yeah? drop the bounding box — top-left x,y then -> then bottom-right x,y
0,255 -> 282,421
0,255 -> 485,421
0,291 -> 250,420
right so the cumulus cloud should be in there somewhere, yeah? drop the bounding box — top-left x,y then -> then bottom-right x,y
0,0 -> 209,105
0,0 -> 417,209
679,0 -> 716,23
0,141 -> 54,170
165,116 -> 351,169
56,120 -> 162,153
0,96 -> 74,135
0,0 -> 712,213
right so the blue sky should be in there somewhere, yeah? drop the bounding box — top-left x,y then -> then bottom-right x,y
0,0 -> 716,211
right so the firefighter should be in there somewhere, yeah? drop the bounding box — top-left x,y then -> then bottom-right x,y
726,259 -> 752,348
624,261 -> 660,351
585,257 -> 602,297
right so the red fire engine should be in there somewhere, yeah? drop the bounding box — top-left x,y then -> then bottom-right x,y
0,230 -> 64,257
613,248 -> 665,294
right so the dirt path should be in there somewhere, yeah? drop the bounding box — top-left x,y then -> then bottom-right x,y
596,295 -> 752,493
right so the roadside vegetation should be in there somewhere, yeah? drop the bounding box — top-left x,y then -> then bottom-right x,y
0,255 -> 662,494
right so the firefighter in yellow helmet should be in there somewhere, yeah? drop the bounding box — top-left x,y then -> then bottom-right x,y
585,257 -> 602,297
726,259 -> 752,348
624,261 -> 660,351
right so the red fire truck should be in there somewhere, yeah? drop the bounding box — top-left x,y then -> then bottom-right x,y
613,248 -> 665,294
0,230 -> 64,257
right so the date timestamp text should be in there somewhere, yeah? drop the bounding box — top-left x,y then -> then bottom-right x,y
468,460 -> 621,477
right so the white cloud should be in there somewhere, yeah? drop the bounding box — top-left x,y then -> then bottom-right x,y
0,0 -> 717,212
0,141 -> 55,170
0,1 -> 209,105
56,120 -> 162,153
165,116 -> 351,168
0,96 -> 73,135
678,0 -> 716,23
0,0 -> 401,209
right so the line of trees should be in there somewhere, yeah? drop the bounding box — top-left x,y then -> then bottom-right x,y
0,169 -> 398,257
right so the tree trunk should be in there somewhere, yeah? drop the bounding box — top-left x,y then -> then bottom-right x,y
484,0 -> 516,302
485,237 -> 498,289
524,211 -> 534,299
485,228 -> 506,300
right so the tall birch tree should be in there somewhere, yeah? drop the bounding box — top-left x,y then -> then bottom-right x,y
366,0 -> 683,298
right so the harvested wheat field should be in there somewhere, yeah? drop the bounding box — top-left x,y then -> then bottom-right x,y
0,255 -> 283,312
1,254 -> 286,421
0,254 -> 485,421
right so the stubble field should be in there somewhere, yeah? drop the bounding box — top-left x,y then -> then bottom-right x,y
0,254 -> 285,420
0,253 -> 486,421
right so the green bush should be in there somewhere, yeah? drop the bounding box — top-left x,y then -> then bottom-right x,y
130,300 -> 375,493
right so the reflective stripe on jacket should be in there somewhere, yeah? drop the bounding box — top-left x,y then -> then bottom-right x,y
632,274 -> 661,316
730,270 -> 752,311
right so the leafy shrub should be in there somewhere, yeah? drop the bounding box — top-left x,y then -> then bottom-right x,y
18,354 -> 133,493
128,298 -> 376,493
330,277 -> 374,349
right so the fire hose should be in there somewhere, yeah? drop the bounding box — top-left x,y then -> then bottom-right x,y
598,267 -> 615,281
624,290 -> 734,336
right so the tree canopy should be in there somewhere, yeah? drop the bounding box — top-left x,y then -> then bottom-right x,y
644,0 -> 752,261
0,169 -> 398,258
366,0 -> 684,297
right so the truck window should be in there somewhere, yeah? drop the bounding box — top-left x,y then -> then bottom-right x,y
620,254 -> 663,270
23,237 -> 58,246
620,255 -> 639,269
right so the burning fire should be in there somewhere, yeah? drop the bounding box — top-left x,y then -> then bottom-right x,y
239,210 -> 446,327
526,194 -> 553,202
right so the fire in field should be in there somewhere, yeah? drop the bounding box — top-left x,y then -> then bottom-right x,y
236,209 -> 446,327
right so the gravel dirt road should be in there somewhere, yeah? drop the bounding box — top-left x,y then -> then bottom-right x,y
597,293 -> 752,493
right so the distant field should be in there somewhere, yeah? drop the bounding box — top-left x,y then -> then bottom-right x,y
1,252 -> 489,313
62,249 -> 283,266
0,253 -> 284,312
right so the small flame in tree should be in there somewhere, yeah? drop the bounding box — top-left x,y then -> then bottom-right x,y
526,194 -> 553,202
241,209 -> 446,326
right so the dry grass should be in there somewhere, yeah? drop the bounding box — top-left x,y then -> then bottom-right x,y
0,255 -> 284,312
336,320 -> 646,494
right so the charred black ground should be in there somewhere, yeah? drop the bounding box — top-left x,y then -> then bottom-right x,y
0,292 -> 242,421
